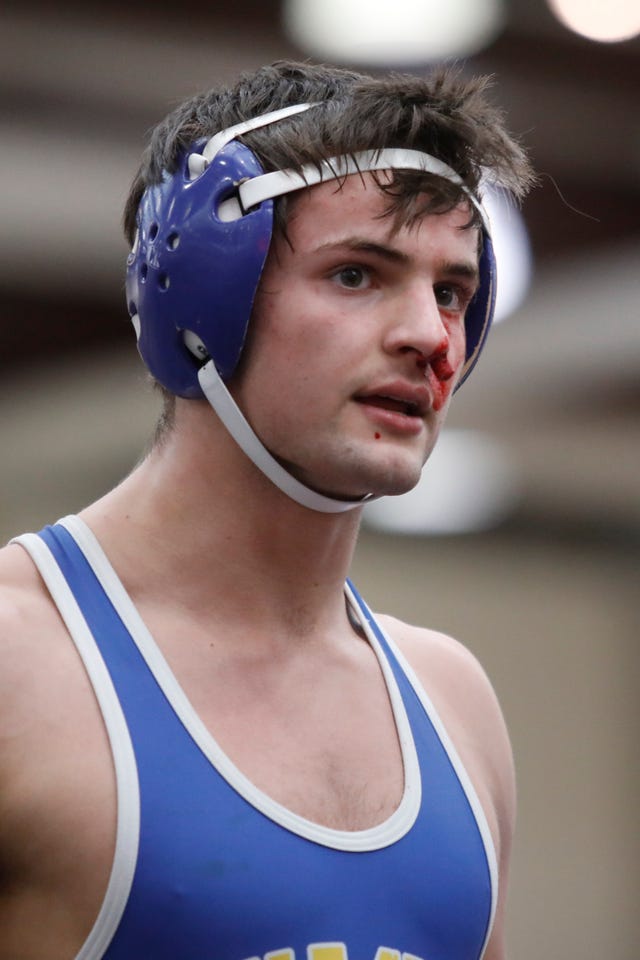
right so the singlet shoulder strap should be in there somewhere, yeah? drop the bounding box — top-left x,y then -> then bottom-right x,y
12,526 -> 140,960
346,578 -> 499,953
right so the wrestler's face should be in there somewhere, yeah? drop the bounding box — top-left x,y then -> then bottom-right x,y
229,173 -> 479,501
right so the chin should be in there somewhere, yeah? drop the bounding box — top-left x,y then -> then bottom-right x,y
284,438 -> 428,501
378,448 -> 429,493
373,474 -> 422,499
350,458 -> 425,500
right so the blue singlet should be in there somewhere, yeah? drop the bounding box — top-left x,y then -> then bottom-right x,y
16,516 -> 497,960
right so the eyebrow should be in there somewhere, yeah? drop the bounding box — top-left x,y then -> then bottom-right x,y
438,259 -> 481,286
315,236 -> 480,287
316,237 -> 410,265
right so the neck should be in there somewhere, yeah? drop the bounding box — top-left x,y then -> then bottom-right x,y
81,401 -> 363,637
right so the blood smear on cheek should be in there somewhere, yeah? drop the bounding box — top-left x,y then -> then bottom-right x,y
374,432 -> 381,440
430,349 -> 457,411
432,382 -> 451,411
432,354 -> 455,382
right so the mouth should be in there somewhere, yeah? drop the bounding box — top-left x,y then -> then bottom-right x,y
356,394 -> 422,417
354,381 -> 432,420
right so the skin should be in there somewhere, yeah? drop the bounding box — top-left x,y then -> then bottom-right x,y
0,173 -> 515,959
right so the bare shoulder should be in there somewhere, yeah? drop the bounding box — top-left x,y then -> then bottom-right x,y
0,533 -> 112,824
0,539 -> 54,657
0,540 -> 56,835
376,612 -> 510,746
0,539 -> 62,738
375,612 -> 516,854
0,538 -> 83,774
0,533 -> 61,637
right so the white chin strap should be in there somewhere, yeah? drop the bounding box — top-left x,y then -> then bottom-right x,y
198,361 -> 370,513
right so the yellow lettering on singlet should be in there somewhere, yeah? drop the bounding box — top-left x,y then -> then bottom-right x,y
244,944 -> 426,960
374,950 -> 401,960
307,944 -> 348,960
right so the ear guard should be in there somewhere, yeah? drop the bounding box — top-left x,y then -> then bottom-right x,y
461,228 -> 495,388
126,139 -> 272,397
126,118 -> 496,399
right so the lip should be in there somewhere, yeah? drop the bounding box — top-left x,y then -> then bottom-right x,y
353,380 -> 433,434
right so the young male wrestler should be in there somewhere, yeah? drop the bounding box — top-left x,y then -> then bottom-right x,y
0,61 -> 534,960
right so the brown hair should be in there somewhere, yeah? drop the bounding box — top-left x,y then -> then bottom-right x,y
125,60 -> 533,240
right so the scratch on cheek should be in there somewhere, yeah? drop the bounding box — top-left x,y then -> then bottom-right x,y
374,432 -> 381,440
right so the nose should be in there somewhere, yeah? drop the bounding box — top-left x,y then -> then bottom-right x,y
381,281 -> 450,367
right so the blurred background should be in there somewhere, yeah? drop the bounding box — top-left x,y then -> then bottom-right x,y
1,1 -> 638,957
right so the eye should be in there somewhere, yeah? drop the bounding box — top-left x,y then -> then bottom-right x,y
332,265 -> 371,290
434,283 -> 468,313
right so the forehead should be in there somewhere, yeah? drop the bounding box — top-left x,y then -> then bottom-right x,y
281,172 -> 479,260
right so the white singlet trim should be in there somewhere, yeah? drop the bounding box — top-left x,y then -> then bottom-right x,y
359,596 -> 499,959
12,531 -> 140,960
58,514 -> 422,852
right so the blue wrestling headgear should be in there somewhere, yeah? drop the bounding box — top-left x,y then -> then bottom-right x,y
126,103 -> 496,513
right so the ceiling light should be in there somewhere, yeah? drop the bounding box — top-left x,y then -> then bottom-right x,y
283,0 -> 506,65
546,0 -> 640,42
